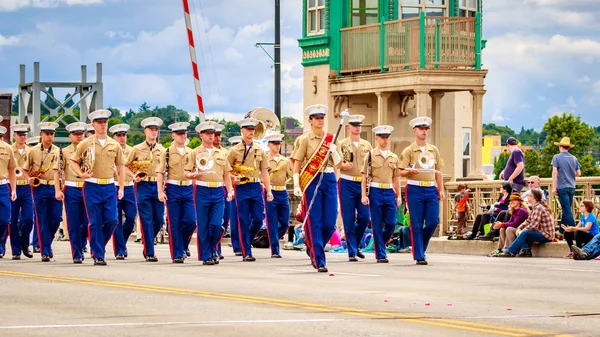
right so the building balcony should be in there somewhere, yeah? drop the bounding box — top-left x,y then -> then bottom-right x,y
340,12 -> 482,75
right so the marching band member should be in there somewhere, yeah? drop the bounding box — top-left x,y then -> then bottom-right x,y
214,123 -> 225,149
0,126 -> 6,139
226,135 -> 243,256
56,122 -> 87,263
125,117 -> 165,262
185,121 -> 233,265
157,122 -> 196,264
0,123 -> 17,259
26,136 -> 40,252
110,124 -> 137,260
214,123 -> 227,259
264,133 -> 292,258
72,110 -> 125,265
22,122 -> 61,262
227,118 -> 273,262
292,104 -> 343,272
399,117 -> 444,265
26,136 -> 40,147
8,124 -> 34,259
337,114 -> 372,262
361,125 -> 401,263
86,123 -> 95,137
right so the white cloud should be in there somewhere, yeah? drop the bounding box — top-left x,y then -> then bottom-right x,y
490,109 -> 506,122
576,75 -> 592,84
0,34 -> 20,47
0,0 -> 104,11
546,82 -> 555,88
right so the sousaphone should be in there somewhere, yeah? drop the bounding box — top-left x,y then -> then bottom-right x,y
243,107 -> 281,140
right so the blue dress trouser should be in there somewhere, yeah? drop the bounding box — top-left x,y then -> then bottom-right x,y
9,185 -> 34,255
135,181 -> 164,257
406,185 -> 439,261
31,212 -> 39,249
228,196 -> 242,253
82,182 -> 117,260
303,172 -> 338,268
265,189 -> 290,255
0,185 -> 11,255
216,187 -> 230,255
166,184 -> 196,260
234,182 -> 265,257
338,179 -> 370,258
369,187 -> 397,259
64,186 -> 88,260
195,185 -> 225,261
112,185 -> 137,257
32,184 -> 62,257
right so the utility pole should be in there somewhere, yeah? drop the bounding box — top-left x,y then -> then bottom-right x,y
274,0 -> 281,121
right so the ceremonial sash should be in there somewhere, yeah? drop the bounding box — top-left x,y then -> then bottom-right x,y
299,132 -> 333,192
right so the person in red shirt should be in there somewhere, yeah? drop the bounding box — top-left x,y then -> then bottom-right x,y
449,184 -> 469,239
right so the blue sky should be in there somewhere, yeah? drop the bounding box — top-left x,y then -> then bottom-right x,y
0,0 -> 599,131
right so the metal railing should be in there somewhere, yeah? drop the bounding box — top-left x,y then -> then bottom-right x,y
340,12 -> 481,74
443,177 -> 600,236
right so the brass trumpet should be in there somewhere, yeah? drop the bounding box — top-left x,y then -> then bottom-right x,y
15,168 -> 23,177
30,161 -> 52,187
341,143 -> 353,163
232,163 -> 255,184
127,149 -> 153,179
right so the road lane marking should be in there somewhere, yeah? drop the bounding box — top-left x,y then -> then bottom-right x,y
0,270 -> 569,337
548,268 -> 600,273
277,268 -> 381,277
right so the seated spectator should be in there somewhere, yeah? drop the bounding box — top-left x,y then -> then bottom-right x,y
488,193 -> 529,256
521,175 -> 548,206
571,233 -> 600,260
498,188 -> 555,257
449,184 -> 470,240
465,182 -> 512,240
397,206 -> 412,253
562,200 -> 599,258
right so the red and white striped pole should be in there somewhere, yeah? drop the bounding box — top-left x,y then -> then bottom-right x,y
182,0 -> 205,122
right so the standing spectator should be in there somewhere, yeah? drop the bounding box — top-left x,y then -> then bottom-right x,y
551,137 -> 581,239
500,137 -> 525,193
561,200 -> 598,258
449,184 -> 469,240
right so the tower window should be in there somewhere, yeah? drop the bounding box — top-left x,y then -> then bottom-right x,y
307,0 -> 325,34
350,0 -> 379,27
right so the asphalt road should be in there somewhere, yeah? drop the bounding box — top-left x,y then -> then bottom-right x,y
0,242 -> 598,336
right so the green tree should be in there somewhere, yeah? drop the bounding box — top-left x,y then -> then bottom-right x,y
518,127 -> 547,147
524,149 -> 543,177
12,96 -> 18,115
138,102 -> 150,112
493,151 -> 509,179
483,123 -> 517,144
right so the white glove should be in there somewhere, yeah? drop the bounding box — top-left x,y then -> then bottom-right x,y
329,144 -> 342,165
293,173 -> 302,197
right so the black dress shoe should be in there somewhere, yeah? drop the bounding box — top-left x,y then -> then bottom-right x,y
23,250 -> 33,259
0,253 -> 4,259
115,254 -> 125,260
271,254 -> 282,258
311,259 -> 317,269
416,260 -> 428,265
83,247 -> 88,253
73,258 -> 83,264
33,247 -> 41,253
349,256 -> 358,262
234,252 -> 243,256
203,259 -> 214,265
219,254 -> 224,260
12,255 -> 21,260
173,258 -> 184,263
94,258 -> 107,266
317,266 -> 328,272
185,249 -> 191,257
145,255 -> 158,262
49,252 -> 53,259
243,255 -> 256,262
377,258 -> 389,263
41,255 -> 50,262
124,251 -> 128,258
357,251 -> 365,259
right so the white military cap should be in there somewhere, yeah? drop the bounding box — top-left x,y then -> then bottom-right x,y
26,136 -> 40,145
0,126 -> 6,136
409,116 -> 432,129
305,104 -> 328,118
348,114 -> 365,125
0,115 -> 3,123
109,124 -> 130,134
237,118 -> 259,129
229,136 -> 241,144
265,133 -> 284,142
214,123 -> 225,134
87,123 -> 94,132
168,121 -> 190,133
89,109 -> 112,121
11,123 -> 31,133
373,125 -> 394,136
141,116 -> 163,128
65,122 -> 86,133
38,121 -> 59,132
195,121 -> 216,133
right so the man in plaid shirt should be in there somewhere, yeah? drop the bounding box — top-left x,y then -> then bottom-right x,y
499,188 -> 555,257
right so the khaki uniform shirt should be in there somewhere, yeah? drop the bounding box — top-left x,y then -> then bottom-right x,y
291,130 -> 334,168
59,144 -> 83,182
11,144 -> 28,183
0,142 -> 16,179
125,141 -> 164,178
185,145 -> 231,182
23,144 -> 59,181
227,142 -> 268,179
73,136 -> 124,179
267,153 -> 292,186
156,145 -> 192,181
120,145 -> 134,184
361,148 -> 400,184
337,137 -> 372,177
398,142 -> 442,182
